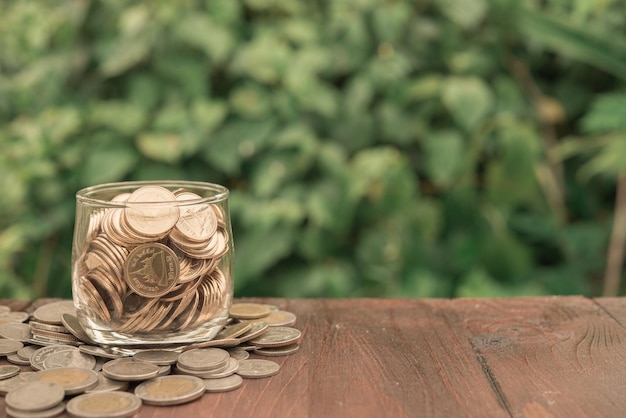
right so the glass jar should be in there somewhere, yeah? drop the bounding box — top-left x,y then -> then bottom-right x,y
71,181 -> 234,346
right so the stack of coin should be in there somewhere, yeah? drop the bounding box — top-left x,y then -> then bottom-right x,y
0,301 -> 303,417
75,185 -> 232,337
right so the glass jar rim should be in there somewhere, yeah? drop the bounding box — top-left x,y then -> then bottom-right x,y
76,180 -> 229,207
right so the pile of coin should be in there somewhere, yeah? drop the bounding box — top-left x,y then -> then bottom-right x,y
76,185 -> 231,336
0,301 -> 303,417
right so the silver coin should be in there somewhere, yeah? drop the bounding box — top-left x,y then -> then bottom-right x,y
0,364 -> 20,379
85,372 -> 129,393
236,359 -> 280,379
0,339 -> 24,355
43,349 -> 96,370
7,353 -> 31,365
0,372 -> 38,395
250,326 -> 302,348
196,357 -> 239,379
254,343 -> 300,357
177,348 -> 229,371
5,381 -> 65,412
5,401 -> 66,418
2,311 -> 30,323
263,310 -> 297,327
30,345 -> 79,371
133,349 -> 179,365
134,375 -> 205,406
101,358 -> 161,381
237,321 -> 269,343
227,348 -> 250,361
33,300 -> 76,325
214,321 -> 252,340
203,373 -> 243,392
66,391 -> 142,418
29,321 -> 69,334
34,367 -> 99,395
17,345 -> 38,361
0,322 -> 32,342
0,305 -> 11,315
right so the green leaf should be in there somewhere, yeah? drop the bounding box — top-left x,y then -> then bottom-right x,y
579,134 -> 626,179
136,132 -> 185,164
81,144 -> 137,184
442,76 -> 493,131
89,101 -> 147,135
582,93 -> 626,134
435,0 -> 488,30
423,130 -> 465,189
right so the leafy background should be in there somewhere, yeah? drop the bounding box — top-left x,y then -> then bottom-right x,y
2,0 -> 626,300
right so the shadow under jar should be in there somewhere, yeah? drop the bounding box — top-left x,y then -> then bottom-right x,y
72,181 -> 234,346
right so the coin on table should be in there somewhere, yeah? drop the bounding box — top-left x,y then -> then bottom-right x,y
7,353 -> 31,366
203,373 -> 243,392
33,300 -> 76,325
133,349 -> 179,365
17,345 -> 38,361
250,326 -> 302,348
0,305 -> 11,315
85,373 -> 129,393
79,345 -> 126,360
236,359 -> 280,379
0,322 -> 32,342
66,391 -> 142,418
35,367 -> 99,395
102,358 -> 161,381
229,303 -> 271,319
195,358 -> 239,379
254,343 -> 300,357
134,375 -> 205,406
0,339 -> 23,355
5,401 -> 66,418
237,321 -> 269,343
181,338 -> 240,351
227,348 -> 250,361
177,348 -> 230,371
124,243 -> 179,298
262,310 -> 297,327
30,345 -> 77,371
43,349 -> 96,370
2,311 -> 30,323
0,364 -> 20,380
214,321 -> 252,340
0,372 -> 38,395
5,381 -> 65,412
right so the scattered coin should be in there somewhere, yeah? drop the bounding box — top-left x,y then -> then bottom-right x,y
7,353 -> 31,365
17,345 -> 38,361
66,391 -> 142,418
101,358 -> 161,381
255,343 -> 301,357
33,300 -> 76,326
262,310 -> 297,327
229,303 -> 271,319
236,359 -> 281,379
203,373 -> 243,392
237,321 -> 269,343
134,375 -> 205,406
85,373 -> 129,393
0,339 -> 23,356
61,314 -> 95,344
0,364 -> 20,380
214,321 -> 252,339
35,367 -> 99,395
2,312 -> 30,323
227,348 -> 250,361
43,349 -> 96,370
250,327 -> 302,348
177,348 -> 229,371
5,401 -> 66,418
133,349 -> 179,365
0,306 -> 11,315
5,381 -> 65,412
79,345 -> 126,360
0,322 -> 32,342
0,372 -> 38,395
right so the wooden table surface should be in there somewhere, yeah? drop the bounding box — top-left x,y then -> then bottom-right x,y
1,296 -> 625,418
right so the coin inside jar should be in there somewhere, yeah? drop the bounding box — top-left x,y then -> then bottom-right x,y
124,186 -> 179,237
124,243 -> 179,298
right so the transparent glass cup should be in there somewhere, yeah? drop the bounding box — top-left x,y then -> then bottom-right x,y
71,181 -> 234,346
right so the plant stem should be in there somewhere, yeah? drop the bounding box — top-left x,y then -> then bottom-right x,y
603,173 -> 626,296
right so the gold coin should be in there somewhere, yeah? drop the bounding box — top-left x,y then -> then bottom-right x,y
134,375 -> 205,406
66,391 -> 142,418
124,243 -> 179,298
124,186 -> 179,237
229,303 -> 271,320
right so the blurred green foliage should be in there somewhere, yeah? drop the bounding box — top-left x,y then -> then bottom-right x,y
1,0 -> 626,300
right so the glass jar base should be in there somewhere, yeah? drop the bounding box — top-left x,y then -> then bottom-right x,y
79,313 -> 228,346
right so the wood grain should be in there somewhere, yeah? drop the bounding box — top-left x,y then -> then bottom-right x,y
0,297 -> 625,418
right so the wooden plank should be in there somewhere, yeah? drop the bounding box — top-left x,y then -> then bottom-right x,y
593,297 -> 626,327
429,296 -> 626,418
0,298 -> 507,418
